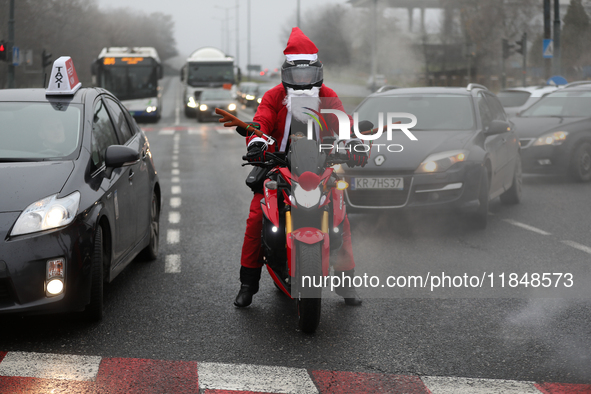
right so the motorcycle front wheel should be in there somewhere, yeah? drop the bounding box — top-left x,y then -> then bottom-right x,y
295,242 -> 322,333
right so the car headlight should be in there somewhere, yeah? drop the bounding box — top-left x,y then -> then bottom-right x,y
257,98 -> 262,104
188,97 -> 197,108
533,131 -> 569,146
245,94 -> 255,101
11,192 -> 80,236
293,184 -> 322,208
415,150 -> 469,173
199,104 -> 208,111
228,103 -> 237,111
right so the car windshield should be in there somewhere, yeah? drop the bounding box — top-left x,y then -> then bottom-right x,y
201,89 -> 233,100
357,94 -> 475,130
0,102 -> 82,161
497,91 -> 531,107
520,90 -> 591,117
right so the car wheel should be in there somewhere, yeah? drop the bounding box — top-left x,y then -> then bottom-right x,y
500,157 -> 522,204
83,226 -> 104,322
467,167 -> 489,230
569,142 -> 591,182
140,190 -> 160,261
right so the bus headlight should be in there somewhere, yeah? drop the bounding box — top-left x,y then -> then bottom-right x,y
188,97 -> 197,108
146,106 -> 157,113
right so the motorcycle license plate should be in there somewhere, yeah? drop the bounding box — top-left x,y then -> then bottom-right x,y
351,177 -> 404,190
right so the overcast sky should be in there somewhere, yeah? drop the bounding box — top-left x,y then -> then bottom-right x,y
95,0 -> 357,70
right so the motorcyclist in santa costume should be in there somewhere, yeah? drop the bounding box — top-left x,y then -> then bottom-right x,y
235,27 -> 368,308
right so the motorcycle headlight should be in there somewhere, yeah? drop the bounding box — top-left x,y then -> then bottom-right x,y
415,150 -> 469,174
11,192 -> 80,236
533,131 -> 569,146
293,184 -> 322,208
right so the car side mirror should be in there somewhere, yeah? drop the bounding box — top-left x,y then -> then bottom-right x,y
105,145 -> 140,168
485,120 -> 511,135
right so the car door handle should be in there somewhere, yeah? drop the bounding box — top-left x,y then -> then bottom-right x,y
128,170 -> 135,182
142,149 -> 148,160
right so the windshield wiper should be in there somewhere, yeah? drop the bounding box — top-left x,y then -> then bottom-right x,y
0,158 -> 39,162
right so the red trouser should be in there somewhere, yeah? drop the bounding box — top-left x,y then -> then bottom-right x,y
240,192 -> 356,271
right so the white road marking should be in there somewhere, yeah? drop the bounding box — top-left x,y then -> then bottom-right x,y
172,169 -> 180,176
173,149 -> 179,154
503,219 -> 551,236
0,352 -> 101,381
198,362 -> 319,394
169,211 -> 181,224
216,127 -> 235,134
561,240 -> 591,255
172,162 -> 179,168
173,133 -> 180,141
422,376 -> 540,394
188,128 -> 204,135
159,128 -> 176,135
173,155 -> 179,161
165,254 -> 181,273
175,107 -> 180,126
170,197 -> 181,208
171,185 -> 182,194
172,177 -> 180,183
167,229 -> 180,244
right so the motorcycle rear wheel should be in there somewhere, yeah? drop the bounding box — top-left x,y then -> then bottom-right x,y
295,242 -> 322,333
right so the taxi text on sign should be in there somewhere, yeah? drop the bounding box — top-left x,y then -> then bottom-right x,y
46,56 -> 81,95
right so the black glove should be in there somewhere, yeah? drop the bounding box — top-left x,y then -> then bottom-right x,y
243,141 -> 267,163
346,141 -> 368,168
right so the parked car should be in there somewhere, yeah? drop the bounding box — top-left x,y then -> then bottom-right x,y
0,57 -> 160,321
510,82 -> 591,181
497,85 -> 561,117
196,88 -> 237,122
338,84 -> 522,229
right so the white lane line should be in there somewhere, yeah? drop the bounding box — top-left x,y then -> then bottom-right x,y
175,106 -> 180,126
199,362 -> 318,394
503,219 -> 551,236
561,240 -> 591,255
172,177 -> 180,183
188,128 -> 204,135
173,149 -> 179,154
422,376 -> 540,394
169,211 -> 181,224
172,155 -> 179,161
159,128 -> 176,135
167,229 -> 180,244
216,127 -> 235,134
171,186 -> 182,194
165,254 -> 181,273
0,352 -> 101,381
172,162 -> 179,168
172,169 -> 180,176
173,133 -> 180,141
170,197 -> 181,208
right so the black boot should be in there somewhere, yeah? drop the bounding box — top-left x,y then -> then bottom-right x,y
234,266 -> 262,307
334,269 -> 362,306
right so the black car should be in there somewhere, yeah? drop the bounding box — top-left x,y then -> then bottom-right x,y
0,57 -> 160,320
339,84 -> 522,229
196,88 -> 237,122
510,82 -> 591,181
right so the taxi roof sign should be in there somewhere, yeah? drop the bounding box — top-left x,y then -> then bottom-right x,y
46,56 -> 81,96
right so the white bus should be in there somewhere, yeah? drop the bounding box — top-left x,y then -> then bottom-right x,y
92,47 -> 163,123
181,47 -> 236,117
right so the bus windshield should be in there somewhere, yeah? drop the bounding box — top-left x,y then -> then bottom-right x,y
187,63 -> 234,87
100,65 -> 158,101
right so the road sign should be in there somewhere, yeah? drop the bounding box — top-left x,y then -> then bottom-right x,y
12,46 -> 20,66
547,75 -> 567,86
543,39 -> 553,59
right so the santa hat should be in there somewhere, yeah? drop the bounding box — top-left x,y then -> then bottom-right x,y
283,27 -> 318,62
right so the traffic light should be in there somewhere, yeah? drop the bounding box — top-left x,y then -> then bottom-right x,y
502,38 -> 514,60
41,50 -> 52,68
515,32 -> 527,56
0,41 -> 7,62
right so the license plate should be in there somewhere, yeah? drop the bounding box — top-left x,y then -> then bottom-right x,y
352,177 -> 404,190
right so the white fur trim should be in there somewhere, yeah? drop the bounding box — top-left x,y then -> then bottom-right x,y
285,53 -> 318,62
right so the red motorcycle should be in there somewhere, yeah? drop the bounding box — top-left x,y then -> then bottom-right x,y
216,108 -> 355,333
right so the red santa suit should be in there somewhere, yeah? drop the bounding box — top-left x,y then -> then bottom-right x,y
240,29 -> 356,273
